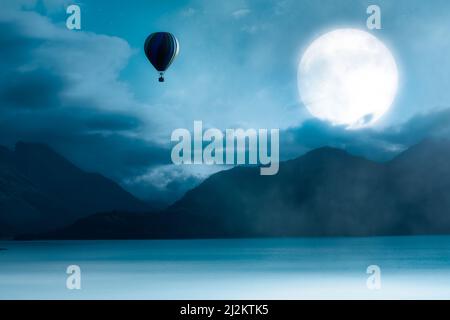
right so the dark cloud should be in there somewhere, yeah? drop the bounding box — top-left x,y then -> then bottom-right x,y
0,108 -> 170,180
2,3 -> 450,205
0,7 -> 171,202
378,108 -> 450,144
1,69 -> 65,109
52,134 -> 171,180
282,108 -> 450,162
0,20 -> 67,110
83,113 -> 142,131
0,22 -> 36,66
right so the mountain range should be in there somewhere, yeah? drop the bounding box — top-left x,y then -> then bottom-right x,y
12,138 -> 450,240
0,142 -> 149,237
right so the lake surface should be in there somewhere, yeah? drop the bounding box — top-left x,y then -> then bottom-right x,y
1,236 -> 450,299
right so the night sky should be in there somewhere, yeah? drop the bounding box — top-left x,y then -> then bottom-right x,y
1,0 -> 450,202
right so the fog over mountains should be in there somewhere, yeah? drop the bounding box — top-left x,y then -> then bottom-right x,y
4,139 -> 450,240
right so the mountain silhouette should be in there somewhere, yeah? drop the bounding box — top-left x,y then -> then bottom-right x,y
20,138 -> 450,240
0,142 -> 149,237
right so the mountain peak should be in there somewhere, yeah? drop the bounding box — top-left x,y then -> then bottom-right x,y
304,146 -> 351,157
13,141 -> 82,178
0,141 -> 149,237
21,139 -> 450,240
0,145 -> 12,159
15,141 -> 62,158
287,145 -> 372,168
391,137 -> 450,165
412,137 -> 450,151
16,141 -> 50,149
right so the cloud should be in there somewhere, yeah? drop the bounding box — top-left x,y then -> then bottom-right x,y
0,6 -> 138,113
2,0 -> 450,204
282,107 -> 450,162
232,8 -> 251,19
83,112 -> 142,132
180,7 -> 197,17
124,164 -> 225,203
1,69 -> 65,109
0,4 -> 171,202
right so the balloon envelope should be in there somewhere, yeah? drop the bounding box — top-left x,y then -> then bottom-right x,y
144,32 -> 179,73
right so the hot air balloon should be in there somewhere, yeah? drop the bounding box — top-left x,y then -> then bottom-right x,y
144,32 -> 179,82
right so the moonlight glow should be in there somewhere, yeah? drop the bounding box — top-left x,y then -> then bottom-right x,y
298,29 -> 399,128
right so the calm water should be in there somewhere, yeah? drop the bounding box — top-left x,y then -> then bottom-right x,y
0,236 -> 450,299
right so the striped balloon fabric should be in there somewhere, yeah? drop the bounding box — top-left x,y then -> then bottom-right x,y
144,32 -> 179,82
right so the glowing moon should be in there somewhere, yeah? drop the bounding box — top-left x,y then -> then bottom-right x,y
298,29 -> 399,128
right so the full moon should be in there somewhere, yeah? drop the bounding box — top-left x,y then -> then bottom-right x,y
298,29 -> 399,128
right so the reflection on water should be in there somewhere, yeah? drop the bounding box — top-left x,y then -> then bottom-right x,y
1,236 -> 450,299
